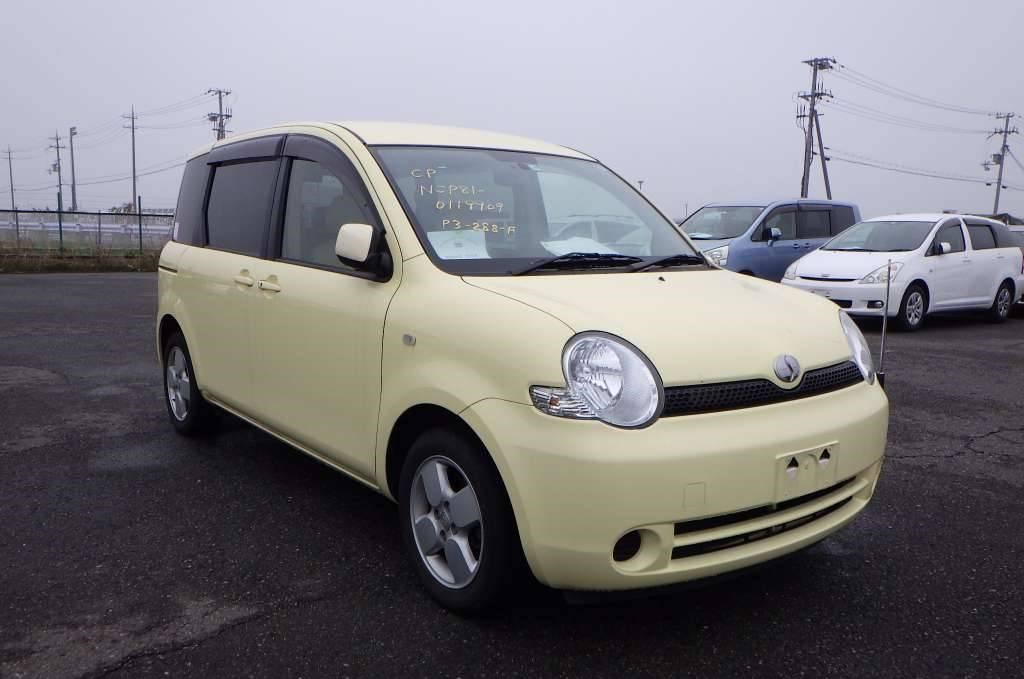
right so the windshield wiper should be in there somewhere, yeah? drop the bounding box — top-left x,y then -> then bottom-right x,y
825,247 -> 878,252
513,252 -> 642,275
631,253 -> 708,271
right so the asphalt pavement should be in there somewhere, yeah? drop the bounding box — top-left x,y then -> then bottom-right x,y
1,273 -> 1022,678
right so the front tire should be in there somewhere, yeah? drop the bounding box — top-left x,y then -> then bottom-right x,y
162,332 -> 216,436
398,428 -> 523,611
897,284 -> 927,331
988,282 -> 1013,323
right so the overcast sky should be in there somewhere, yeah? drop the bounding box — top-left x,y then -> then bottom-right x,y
2,0 -> 1022,218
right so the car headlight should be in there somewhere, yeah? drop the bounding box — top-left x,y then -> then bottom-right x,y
705,245 -> 728,267
839,310 -> 875,385
783,262 -> 798,280
859,262 -> 902,284
530,332 -> 663,428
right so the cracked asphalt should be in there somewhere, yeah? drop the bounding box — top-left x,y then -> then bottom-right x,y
1,272 -> 1023,679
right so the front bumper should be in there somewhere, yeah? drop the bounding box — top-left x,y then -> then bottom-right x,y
782,278 -> 906,317
462,380 -> 888,591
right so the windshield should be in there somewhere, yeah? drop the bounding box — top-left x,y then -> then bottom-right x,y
679,206 -> 764,239
824,220 -> 935,252
373,147 -> 701,275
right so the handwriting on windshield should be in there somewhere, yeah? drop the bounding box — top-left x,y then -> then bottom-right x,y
442,219 -> 517,236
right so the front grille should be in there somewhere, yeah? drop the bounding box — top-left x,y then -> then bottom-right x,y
671,498 -> 852,559
671,477 -> 856,559
800,275 -> 856,282
662,361 -> 863,417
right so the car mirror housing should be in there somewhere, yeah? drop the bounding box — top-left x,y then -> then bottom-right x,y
768,227 -> 782,242
335,223 -> 392,279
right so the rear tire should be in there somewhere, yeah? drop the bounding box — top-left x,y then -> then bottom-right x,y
897,284 -> 927,331
162,332 -> 216,436
398,428 -> 524,612
988,281 -> 1013,323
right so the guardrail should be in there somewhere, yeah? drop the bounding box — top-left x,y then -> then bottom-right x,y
0,209 -> 174,253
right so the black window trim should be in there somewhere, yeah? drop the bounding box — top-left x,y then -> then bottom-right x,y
269,134 -> 393,282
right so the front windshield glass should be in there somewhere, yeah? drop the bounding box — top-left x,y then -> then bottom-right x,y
824,220 -> 934,252
679,206 -> 764,239
373,146 -> 701,275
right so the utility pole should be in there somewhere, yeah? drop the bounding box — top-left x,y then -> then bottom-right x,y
206,88 -> 233,140
5,146 -> 18,248
123,106 -> 137,211
49,131 -> 66,252
5,146 -> 14,212
990,112 -> 1019,215
798,57 -> 834,198
68,126 -> 78,211
813,110 -> 832,200
48,131 -> 65,211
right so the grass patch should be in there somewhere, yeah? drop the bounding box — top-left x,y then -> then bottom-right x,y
0,248 -> 160,274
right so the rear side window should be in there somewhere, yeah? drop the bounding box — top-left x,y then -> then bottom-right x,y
797,210 -> 830,238
830,206 -> 856,235
206,160 -> 279,256
991,223 -> 1018,248
172,157 -> 210,245
967,224 -> 996,250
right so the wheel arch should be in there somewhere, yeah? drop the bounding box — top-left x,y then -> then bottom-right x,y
999,276 -> 1015,299
905,279 -> 930,311
384,403 -> 490,501
158,313 -> 183,356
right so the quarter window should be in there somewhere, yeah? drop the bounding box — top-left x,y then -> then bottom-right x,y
762,210 -> 796,240
934,222 -> 965,253
967,224 -> 996,250
797,210 -> 830,238
206,160 -> 279,256
281,159 -> 380,269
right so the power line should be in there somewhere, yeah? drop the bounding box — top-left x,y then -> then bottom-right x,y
823,98 -> 992,134
831,63 -> 999,116
828,150 -> 1024,191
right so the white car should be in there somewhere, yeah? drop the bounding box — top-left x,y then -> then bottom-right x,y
782,214 -> 1024,330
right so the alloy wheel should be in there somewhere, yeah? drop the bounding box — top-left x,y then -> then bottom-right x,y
409,455 -> 484,589
997,288 -> 1011,318
165,346 -> 191,421
906,291 -> 924,326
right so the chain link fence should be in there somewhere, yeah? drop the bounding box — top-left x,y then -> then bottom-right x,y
0,210 -> 174,253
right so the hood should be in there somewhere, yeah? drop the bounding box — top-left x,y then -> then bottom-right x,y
463,269 -> 853,386
794,249 -> 912,280
686,237 -> 732,252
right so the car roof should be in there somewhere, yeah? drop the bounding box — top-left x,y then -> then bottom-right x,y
190,121 -> 594,161
702,199 -> 858,209
866,213 -> 1003,224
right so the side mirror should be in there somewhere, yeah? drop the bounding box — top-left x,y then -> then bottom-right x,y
768,227 -> 782,242
335,223 -> 391,277
932,241 -> 952,255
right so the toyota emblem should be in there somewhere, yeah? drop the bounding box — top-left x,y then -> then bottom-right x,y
773,354 -> 801,383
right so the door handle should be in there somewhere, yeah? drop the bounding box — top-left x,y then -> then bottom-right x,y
258,280 -> 281,293
791,242 -> 801,249
233,274 -> 255,287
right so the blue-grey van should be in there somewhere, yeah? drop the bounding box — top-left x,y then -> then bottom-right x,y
677,200 -> 861,281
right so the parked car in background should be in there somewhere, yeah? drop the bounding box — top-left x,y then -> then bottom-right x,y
157,122 -> 889,610
1010,225 -> 1024,306
782,214 -> 1024,330
677,200 -> 860,281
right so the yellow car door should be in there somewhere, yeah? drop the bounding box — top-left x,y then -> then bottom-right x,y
249,134 -> 401,479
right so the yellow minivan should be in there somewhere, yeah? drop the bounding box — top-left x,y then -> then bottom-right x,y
157,122 -> 888,610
